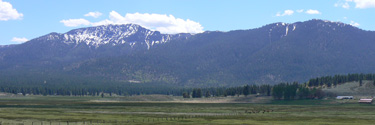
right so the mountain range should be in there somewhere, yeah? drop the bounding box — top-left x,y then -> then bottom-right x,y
1,19 -> 375,87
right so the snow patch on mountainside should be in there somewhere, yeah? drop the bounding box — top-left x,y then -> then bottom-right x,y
34,24 -> 192,49
285,25 -> 289,36
266,19 -> 356,40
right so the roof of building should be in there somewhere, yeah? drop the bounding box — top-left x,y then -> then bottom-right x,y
358,99 -> 373,103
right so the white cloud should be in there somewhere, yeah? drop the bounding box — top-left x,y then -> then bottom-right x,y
335,0 -> 350,9
352,0 -> 375,8
61,11 -> 204,34
11,37 -> 28,43
0,0 -> 23,21
84,11 -> 102,18
305,9 -> 321,14
342,2 -> 350,9
91,19 -> 112,26
350,20 -> 360,27
109,11 -> 203,34
334,3 -> 339,7
60,18 -> 91,27
275,9 -> 323,17
276,10 -> 294,16
296,9 -> 304,13
335,0 -> 375,9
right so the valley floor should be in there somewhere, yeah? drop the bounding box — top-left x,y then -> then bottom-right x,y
0,95 -> 374,125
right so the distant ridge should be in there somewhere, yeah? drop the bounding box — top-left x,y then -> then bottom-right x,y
32,24 -> 192,48
1,19 -> 375,87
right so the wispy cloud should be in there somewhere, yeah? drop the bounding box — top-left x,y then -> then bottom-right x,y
335,0 -> 351,9
305,9 -> 321,14
11,37 -> 28,43
296,9 -> 304,13
276,10 -> 294,17
276,9 -> 321,17
350,20 -> 360,27
0,0 -> 23,21
84,11 -> 102,18
342,2 -> 350,9
335,0 -> 375,9
352,0 -> 375,8
60,11 -> 204,34
60,18 -> 91,27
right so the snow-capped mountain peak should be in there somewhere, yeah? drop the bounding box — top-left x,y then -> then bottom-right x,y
34,24 -> 192,49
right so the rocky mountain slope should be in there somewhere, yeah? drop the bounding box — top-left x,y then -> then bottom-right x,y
0,24 -> 191,70
1,19 -> 375,87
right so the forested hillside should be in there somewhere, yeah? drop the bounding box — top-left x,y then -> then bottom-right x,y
1,19 -> 375,87
69,20 -> 375,86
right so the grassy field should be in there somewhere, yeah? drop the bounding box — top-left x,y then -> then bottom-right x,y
0,95 -> 374,125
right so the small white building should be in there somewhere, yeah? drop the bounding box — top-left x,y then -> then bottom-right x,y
358,99 -> 373,104
336,96 -> 353,99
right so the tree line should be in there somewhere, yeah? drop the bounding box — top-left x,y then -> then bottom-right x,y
182,84 -> 272,98
307,73 -> 375,87
271,73 -> 375,100
0,83 -> 273,98
0,82 -> 184,97
272,82 -> 324,100
1,73 -> 373,100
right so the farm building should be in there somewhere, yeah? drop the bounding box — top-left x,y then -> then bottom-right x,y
358,99 -> 373,104
336,96 -> 353,99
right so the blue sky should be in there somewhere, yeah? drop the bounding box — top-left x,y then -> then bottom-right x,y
0,0 -> 374,45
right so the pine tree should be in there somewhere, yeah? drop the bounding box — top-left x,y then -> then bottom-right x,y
243,85 -> 250,97
192,89 -> 197,98
182,92 -> 190,98
272,84 -> 284,100
196,88 -> 202,98
191,89 -> 202,98
205,91 -> 211,98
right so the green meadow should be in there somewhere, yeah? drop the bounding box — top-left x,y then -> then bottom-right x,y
0,96 -> 374,125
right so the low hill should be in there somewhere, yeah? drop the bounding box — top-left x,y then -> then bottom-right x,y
323,80 -> 375,97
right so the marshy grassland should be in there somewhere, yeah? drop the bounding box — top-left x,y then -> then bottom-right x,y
0,95 -> 374,125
